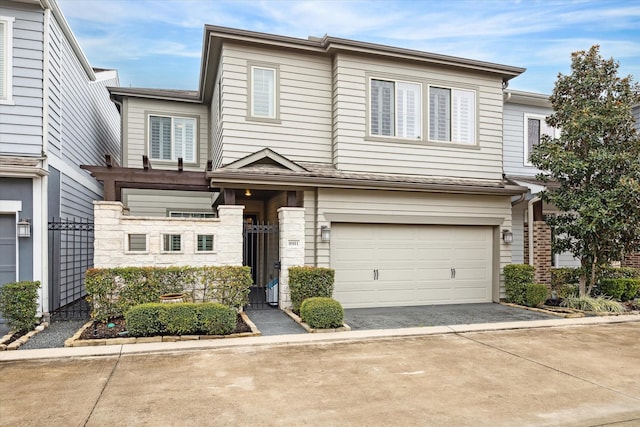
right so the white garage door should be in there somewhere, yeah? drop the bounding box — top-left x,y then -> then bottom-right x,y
331,224 -> 493,308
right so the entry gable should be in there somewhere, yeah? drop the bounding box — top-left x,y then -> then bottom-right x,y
223,148 -> 307,172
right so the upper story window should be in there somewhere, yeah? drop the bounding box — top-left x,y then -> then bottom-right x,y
149,115 -> 196,162
0,16 -> 15,104
370,78 -> 422,139
429,86 -> 476,145
525,114 -> 557,165
249,65 -> 279,120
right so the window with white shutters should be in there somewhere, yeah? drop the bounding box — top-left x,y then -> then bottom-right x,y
525,114 -> 556,165
251,66 -> 276,118
370,78 -> 421,139
149,115 -> 196,162
429,86 -> 476,145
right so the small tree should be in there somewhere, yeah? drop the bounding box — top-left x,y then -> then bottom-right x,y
530,46 -> 640,297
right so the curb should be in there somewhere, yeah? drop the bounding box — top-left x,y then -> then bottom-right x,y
1,313 -> 638,362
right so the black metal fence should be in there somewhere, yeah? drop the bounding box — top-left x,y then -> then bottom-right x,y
243,221 -> 279,309
48,217 -> 93,320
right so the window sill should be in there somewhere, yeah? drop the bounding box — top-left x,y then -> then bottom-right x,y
245,115 -> 281,125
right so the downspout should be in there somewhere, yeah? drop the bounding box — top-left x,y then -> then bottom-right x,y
528,196 -> 541,266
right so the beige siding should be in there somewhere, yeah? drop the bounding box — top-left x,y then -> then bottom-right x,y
218,43 -> 333,165
123,189 -> 215,217
123,98 -> 208,170
332,53 -> 505,180
308,188 -> 512,297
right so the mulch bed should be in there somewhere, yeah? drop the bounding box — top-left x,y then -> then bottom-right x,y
79,313 -> 252,340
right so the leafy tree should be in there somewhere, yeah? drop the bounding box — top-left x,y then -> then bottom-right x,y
530,45 -> 640,297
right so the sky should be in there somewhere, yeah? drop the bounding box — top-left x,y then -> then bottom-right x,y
57,0 -> 640,94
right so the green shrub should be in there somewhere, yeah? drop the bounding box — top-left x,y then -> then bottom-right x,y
524,284 -> 548,307
560,296 -> 625,313
599,278 -> 640,301
86,266 -> 252,322
0,281 -> 40,334
600,266 -> 640,280
289,266 -> 335,311
196,303 -> 236,335
300,297 -> 344,329
551,267 -> 580,289
557,283 -> 579,299
125,303 -> 167,337
503,264 -> 535,305
161,303 -> 199,335
125,302 -> 237,337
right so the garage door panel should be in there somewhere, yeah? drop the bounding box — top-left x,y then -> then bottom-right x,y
332,224 -> 493,308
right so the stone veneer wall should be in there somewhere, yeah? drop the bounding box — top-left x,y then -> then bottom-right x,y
93,201 -> 244,268
277,207 -> 305,309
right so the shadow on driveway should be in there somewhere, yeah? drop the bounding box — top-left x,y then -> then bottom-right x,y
344,302 -> 557,330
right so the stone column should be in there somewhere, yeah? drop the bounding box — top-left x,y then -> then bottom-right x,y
217,205 -> 244,265
278,207 -> 305,309
93,201 -> 124,268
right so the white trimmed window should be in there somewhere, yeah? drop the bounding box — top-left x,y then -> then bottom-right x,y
0,16 -> 15,104
370,78 -> 422,139
197,234 -> 214,252
251,66 -> 276,118
162,234 -> 182,252
127,234 -> 147,252
525,114 -> 556,165
429,86 -> 476,145
149,115 -> 196,162
169,211 -> 215,218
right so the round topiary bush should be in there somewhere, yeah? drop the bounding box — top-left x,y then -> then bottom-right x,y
196,303 -> 236,335
300,297 -> 343,329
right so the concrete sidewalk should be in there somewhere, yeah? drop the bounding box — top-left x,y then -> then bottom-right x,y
1,318 -> 638,426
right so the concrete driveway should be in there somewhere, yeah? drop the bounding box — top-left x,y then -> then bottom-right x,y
344,302 -> 557,329
1,321 -> 638,426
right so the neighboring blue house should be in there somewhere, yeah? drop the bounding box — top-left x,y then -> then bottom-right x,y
0,0 -> 120,322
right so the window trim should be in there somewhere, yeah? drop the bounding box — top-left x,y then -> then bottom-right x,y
427,84 -> 477,146
146,113 -> 199,164
0,16 -> 15,105
161,233 -> 183,253
367,76 -> 423,141
196,234 -> 215,253
246,62 -> 280,123
125,233 -> 148,254
524,113 -> 557,166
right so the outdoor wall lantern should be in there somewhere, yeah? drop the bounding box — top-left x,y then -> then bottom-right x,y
502,229 -> 513,244
245,189 -> 252,197
320,225 -> 331,242
17,218 -> 31,238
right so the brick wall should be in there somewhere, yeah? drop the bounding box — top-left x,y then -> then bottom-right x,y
523,221 -> 552,285
622,252 -> 640,268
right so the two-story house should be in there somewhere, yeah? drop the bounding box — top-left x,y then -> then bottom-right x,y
0,0 -> 120,322
87,26 -> 530,310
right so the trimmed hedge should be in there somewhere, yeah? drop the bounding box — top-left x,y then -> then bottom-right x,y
125,302 -> 236,337
0,281 -> 40,334
600,266 -> 640,280
504,264 -> 535,305
300,297 -> 344,329
599,278 -> 640,301
86,266 -> 252,322
557,283 -> 579,299
289,266 -> 335,311
524,284 -> 548,307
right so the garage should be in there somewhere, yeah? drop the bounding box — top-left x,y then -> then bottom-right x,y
331,223 -> 494,308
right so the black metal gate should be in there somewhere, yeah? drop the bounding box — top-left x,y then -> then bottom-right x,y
48,217 -> 93,319
243,221 -> 279,309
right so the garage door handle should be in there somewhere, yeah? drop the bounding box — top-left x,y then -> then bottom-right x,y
451,268 -> 456,279
373,269 -> 378,280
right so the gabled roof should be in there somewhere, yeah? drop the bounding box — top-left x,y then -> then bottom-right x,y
222,148 -> 307,172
